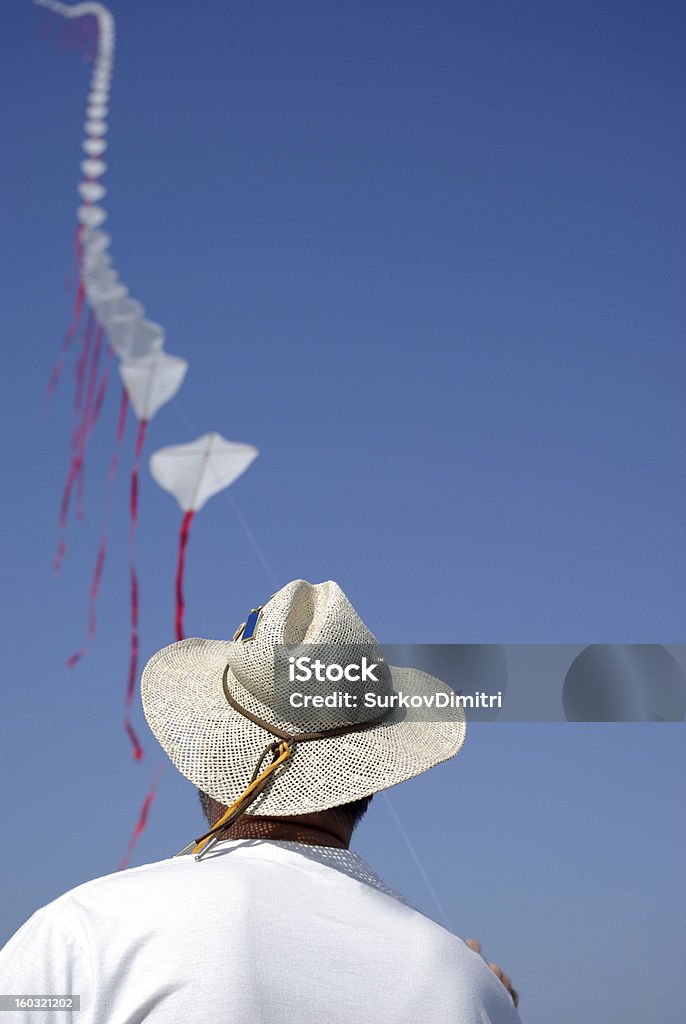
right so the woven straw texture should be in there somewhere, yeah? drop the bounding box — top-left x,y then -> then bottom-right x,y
141,580 -> 466,815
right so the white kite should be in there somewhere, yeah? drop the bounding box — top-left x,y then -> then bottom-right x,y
150,434 -> 259,639
39,0 -> 171,572
117,351 -> 189,756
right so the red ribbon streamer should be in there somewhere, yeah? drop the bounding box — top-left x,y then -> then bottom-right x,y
54,324 -> 107,573
124,419 -> 148,759
46,233 -> 84,399
67,387 -> 129,668
118,764 -> 163,872
66,535 -> 106,669
88,539 -> 107,635
116,386 -> 130,446
89,351 -> 113,436
75,323 -> 104,521
78,326 -> 106,445
73,308 -> 94,416
124,715 -> 144,762
126,564 -> 139,710
54,456 -> 80,574
175,510 -> 195,641
129,419 -> 148,535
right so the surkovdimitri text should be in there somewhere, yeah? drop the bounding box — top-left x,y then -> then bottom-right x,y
289,691 -> 503,709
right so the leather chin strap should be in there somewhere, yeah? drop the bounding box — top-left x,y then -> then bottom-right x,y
179,664 -> 389,862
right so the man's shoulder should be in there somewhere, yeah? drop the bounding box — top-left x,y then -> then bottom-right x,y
14,853 -> 188,933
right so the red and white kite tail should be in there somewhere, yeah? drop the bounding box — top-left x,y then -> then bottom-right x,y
73,307 -> 94,421
53,311 -> 101,571
124,713 -> 144,763
85,339 -> 114,444
63,224 -> 81,292
46,232 -> 85,400
66,385 -> 128,668
74,322 -> 109,522
118,763 -> 164,871
42,0 -> 115,564
129,419 -> 148,549
124,418 -> 148,759
36,0 -> 98,55
175,510 -> 195,641
39,0 -> 115,399
65,533 -> 105,668
69,308 -> 97,524
54,445 -> 81,575
34,2 -> 115,64
74,338 -> 115,525
63,220 -> 86,293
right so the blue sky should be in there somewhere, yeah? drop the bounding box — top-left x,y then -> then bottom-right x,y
0,2 -> 684,1021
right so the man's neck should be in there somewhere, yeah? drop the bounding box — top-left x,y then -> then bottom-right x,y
210,812 -> 352,849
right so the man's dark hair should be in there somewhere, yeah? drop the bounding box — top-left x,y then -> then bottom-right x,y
198,790 -> 373,832
331,794 -> 373,830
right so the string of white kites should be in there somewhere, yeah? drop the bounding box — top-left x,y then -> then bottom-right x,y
36,1 -> 259,766
34,4 -> 451,920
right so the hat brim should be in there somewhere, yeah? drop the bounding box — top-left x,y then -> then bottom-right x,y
141,637 -> 466,815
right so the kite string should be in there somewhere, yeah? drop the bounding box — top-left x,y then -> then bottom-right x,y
232,516 -> 447,926
380,793 -> 453,931
166,400 -> 442,922
224,489 -> 280,590
169,401 -> 280,591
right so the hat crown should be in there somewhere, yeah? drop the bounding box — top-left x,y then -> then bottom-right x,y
141,576 -> 467,817
227,580 -> 379,705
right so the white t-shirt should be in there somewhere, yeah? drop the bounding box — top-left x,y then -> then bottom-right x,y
0,840 -> 521,1023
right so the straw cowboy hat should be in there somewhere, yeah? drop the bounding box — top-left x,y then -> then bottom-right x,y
142,580 -> 466,841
